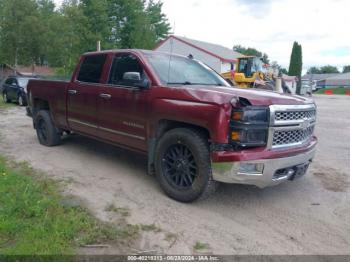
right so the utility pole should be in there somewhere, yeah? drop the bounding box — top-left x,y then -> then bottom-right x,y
97,41 -> 101,52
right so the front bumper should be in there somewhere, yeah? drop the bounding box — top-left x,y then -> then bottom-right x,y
211,147 -> 316,188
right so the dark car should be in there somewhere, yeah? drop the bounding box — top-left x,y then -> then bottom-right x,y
2,76 -> 37,106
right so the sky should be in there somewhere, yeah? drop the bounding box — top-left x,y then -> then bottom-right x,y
54,0 -> 350,72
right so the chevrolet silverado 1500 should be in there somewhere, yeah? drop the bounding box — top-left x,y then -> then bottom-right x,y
27,50 -> 317,202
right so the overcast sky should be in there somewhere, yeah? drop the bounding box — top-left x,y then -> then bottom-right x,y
54,0 -> 350,71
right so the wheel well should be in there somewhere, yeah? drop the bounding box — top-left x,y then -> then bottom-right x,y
155,120 -> 210,141
32,99 -> 50,118
147,119 -> 211,175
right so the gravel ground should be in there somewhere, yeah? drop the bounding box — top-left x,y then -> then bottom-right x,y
0,94 -> 349,255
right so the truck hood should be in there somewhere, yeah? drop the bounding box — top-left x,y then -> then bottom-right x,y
183,85 -> 314,106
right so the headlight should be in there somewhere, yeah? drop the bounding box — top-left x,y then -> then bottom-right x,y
230,106 -> 269,148
232,107 -> 268,123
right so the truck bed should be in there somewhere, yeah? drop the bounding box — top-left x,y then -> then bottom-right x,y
27,79 -> 70,129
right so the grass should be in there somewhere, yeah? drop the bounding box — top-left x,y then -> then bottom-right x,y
193,241 -> 209,251
0,157 -> 138,255
105,203 -> 130,217
140,224 -> 161,233
315,87 -> 350,95
0,96 -> 15,110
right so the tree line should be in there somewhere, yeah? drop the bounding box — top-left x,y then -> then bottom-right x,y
0,0 -> 171,75
307,65 -> 350,74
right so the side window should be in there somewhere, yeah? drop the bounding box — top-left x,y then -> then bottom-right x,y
77,54 -> 107,83
5,78 -> 13,85
108,54 -> 148,87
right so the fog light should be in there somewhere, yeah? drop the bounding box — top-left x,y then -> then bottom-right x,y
238,163 -> 264,174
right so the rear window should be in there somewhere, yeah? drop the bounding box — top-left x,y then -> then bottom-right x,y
77,54 -> 107,83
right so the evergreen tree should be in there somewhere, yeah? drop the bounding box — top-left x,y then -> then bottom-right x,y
288,41 -> 303,94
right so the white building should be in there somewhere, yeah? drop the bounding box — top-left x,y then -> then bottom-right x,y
154,35 -> 242,73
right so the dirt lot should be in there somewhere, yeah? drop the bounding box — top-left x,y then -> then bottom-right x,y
0,95 -> 349,255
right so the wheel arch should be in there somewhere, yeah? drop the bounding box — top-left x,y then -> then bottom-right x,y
32,99 -> 50,128
147,119 -> 211,174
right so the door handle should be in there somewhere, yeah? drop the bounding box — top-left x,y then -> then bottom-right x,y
99,93 -> 112,99
68,89 -> 77,95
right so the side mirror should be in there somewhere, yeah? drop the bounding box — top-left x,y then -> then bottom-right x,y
122,72 -> 150,89
123,72 -> 141,81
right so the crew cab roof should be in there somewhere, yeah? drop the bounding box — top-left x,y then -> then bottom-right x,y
83,49 -> 185,59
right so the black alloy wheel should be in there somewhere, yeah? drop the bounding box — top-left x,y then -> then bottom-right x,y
155,128 -> 218,202
161,144 -> 198,189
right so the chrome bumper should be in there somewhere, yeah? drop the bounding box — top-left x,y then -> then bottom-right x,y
211,148 -> 316,188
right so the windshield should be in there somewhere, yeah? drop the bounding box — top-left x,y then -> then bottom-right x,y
145,53 -> 229,87
238,57 -> 263,75
17,78 -> 30,87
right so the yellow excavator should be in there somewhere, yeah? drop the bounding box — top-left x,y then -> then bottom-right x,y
221,56 -> 276,90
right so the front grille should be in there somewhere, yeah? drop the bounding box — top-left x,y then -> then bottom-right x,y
272,126 -> 314,147
269,104 -> 316,149
275,110 -> 316,121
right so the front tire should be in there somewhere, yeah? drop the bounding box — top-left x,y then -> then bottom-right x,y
35,110 -> 61,146
155,128 -> 218,202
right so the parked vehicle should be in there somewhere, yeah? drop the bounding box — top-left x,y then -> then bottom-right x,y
2,75 -> 37,106
27,50 -> 318,202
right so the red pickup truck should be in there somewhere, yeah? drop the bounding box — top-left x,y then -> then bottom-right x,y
27,49 -> 317,202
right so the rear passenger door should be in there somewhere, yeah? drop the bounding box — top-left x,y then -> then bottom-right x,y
67,54 -> 107,137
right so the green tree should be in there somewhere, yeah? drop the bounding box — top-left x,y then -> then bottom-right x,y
146,0 -> 171,42
319,65 -> 339,73
0,0 -> 170,74
288,41 -> 303,94
46,0 -> 89,74
307,65 -> 339,74
36,0 -> 56,65
307,66 -> 321,74
280,68 -> 288,75
342,65 -> 350,73
0,0 -> 41,66
81,0 -> 111,51
107,0 -> 161,49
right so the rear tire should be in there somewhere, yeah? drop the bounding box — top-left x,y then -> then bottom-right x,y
35,110 -> 61,146
3,92 -> 10,103
155,128 -> 218,202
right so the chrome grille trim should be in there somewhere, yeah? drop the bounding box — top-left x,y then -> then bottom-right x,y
272,126 -> 315,149
268,104 -> 316,149
275,110 -> 316,121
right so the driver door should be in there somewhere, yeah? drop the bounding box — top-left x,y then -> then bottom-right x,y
98,53 -> 150,151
